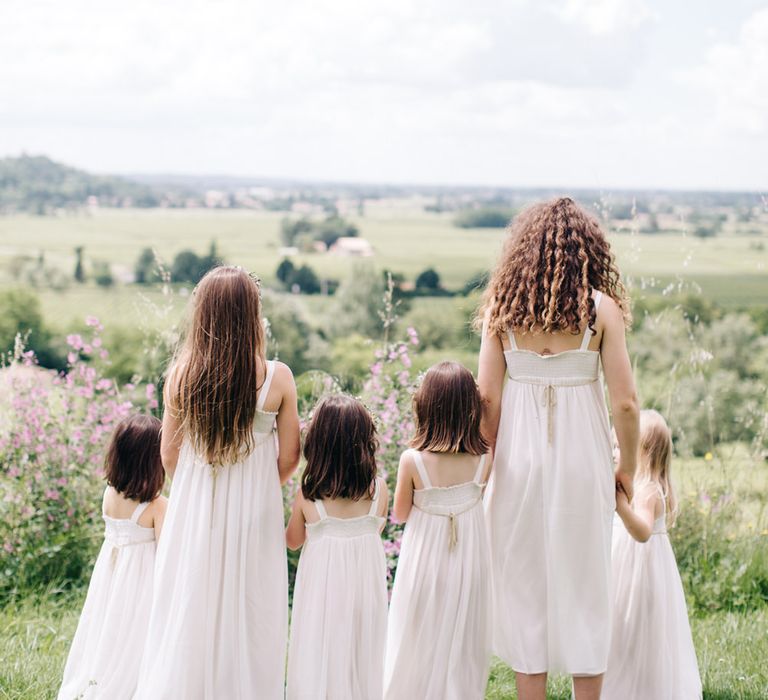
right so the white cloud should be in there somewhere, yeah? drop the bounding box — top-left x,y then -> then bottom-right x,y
554,0 -> 655,36
684,8 -> 768,135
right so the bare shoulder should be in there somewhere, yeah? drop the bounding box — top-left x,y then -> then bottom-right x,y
397,450 -> 415,480
597,293 -> 622,319
147,494 -> 168,516
271,361 -> 295,387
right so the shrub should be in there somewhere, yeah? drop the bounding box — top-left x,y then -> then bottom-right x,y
454,208 -> 513,228
672,490 -> 768,614
0,319 -> 152,600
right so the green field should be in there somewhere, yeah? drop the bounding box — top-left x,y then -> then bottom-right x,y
1,210 -> 766,333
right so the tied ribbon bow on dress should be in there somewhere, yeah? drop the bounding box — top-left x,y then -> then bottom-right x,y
542,384 -> 557,444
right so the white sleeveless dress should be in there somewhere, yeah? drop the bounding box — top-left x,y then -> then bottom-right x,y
58,495 -> 155,700
603,485 -> 702,699
385,450 -> 491,700
134,360 -> 288,700
485,291 -> 615,675
286,477 -> 388,700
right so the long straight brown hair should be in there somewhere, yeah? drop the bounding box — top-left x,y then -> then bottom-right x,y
167,266 -> 266,466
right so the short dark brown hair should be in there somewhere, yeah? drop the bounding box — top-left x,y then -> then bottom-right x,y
411,361 -> 489,455
104,414 -> 164,502
302,394 -> 378,502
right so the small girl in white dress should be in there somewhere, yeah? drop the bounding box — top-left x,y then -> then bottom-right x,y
58,414 -> 167,700
286,394 -> 389,700
603,410 -> 702,699
385,361 -> 492,700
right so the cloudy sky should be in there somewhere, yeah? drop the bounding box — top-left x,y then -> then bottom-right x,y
1,0 -> 766,189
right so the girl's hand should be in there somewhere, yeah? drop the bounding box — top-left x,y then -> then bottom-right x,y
615,468 -> 634,503
615,482 -> 630,513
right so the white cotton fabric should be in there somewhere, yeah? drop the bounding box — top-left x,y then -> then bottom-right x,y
286,477 -> 388,700
485,291 -> 615,675
603,488 -> 702,699
134,360 -> 288,700
384,450 -> 491,700
58,498 -> 155,700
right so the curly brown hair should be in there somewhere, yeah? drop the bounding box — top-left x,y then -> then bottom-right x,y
480,197 -> 630,336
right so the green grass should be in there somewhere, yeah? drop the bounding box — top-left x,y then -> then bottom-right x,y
1,590 -> 765,699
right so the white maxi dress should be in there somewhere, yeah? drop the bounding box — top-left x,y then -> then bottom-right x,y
286,477 -> 388,700
485,291 -> 615,675
134,360 -> 288,700
385,450 -> 491,700
58,496 -> 156,700
602,485 -> 702,699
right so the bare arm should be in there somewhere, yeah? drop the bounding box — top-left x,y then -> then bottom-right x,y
391,452 -> 415,523
616,485 -> 657,543
478,315 -> 507,450
160,403 -> 183,481
285,491 -> 307,550
377,479 -> 390,533
152,496 -> 168,540
274,363 -> 301,486
600,298 -> 640,501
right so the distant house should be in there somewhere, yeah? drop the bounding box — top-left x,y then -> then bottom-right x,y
329,237 -> 373,257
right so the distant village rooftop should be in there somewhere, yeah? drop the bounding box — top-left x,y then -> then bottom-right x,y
329,237 -> 373,257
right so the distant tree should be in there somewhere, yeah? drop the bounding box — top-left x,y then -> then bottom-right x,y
74,246 -> 85,283
134,247 -> 159,284
280,217 -> 313,247
415,268 -> 441,291
330,262 -> 386,338
454,208 -> 513,229
289,265 -> 321,294
207,240 -> 222,268
462,271 -> 489,295
315,216 -> 358,247
279,215 -> 358,248
171,250 -> 205,284
171,243 -> 222,284
694,225 -> 716,239
276,258 -> 295,286
93,261 -> 114,287
0,288 -> 64,369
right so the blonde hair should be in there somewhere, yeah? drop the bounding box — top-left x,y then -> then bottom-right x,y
636,409 -> 678,527
167,266 -> 266,466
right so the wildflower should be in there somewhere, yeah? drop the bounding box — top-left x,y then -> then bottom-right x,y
66,334 -> 84,351
704,452 -> 713,461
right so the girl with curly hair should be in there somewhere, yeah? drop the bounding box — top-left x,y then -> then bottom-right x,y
478,197 -> 639,700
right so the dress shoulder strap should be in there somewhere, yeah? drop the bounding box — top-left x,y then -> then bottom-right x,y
102,485 -> 110,516
368,477 -> 381,516
506,329 -> 518,351
579,290 -> 604,351
314,499 -> 328,520
473,454 -> 488,483
130,501 -> 151,524
256,360 -> 276,411
410,450 -> 432,489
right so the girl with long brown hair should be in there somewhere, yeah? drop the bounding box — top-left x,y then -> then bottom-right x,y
478,198 -> 639,700
135,266 -> 301,700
